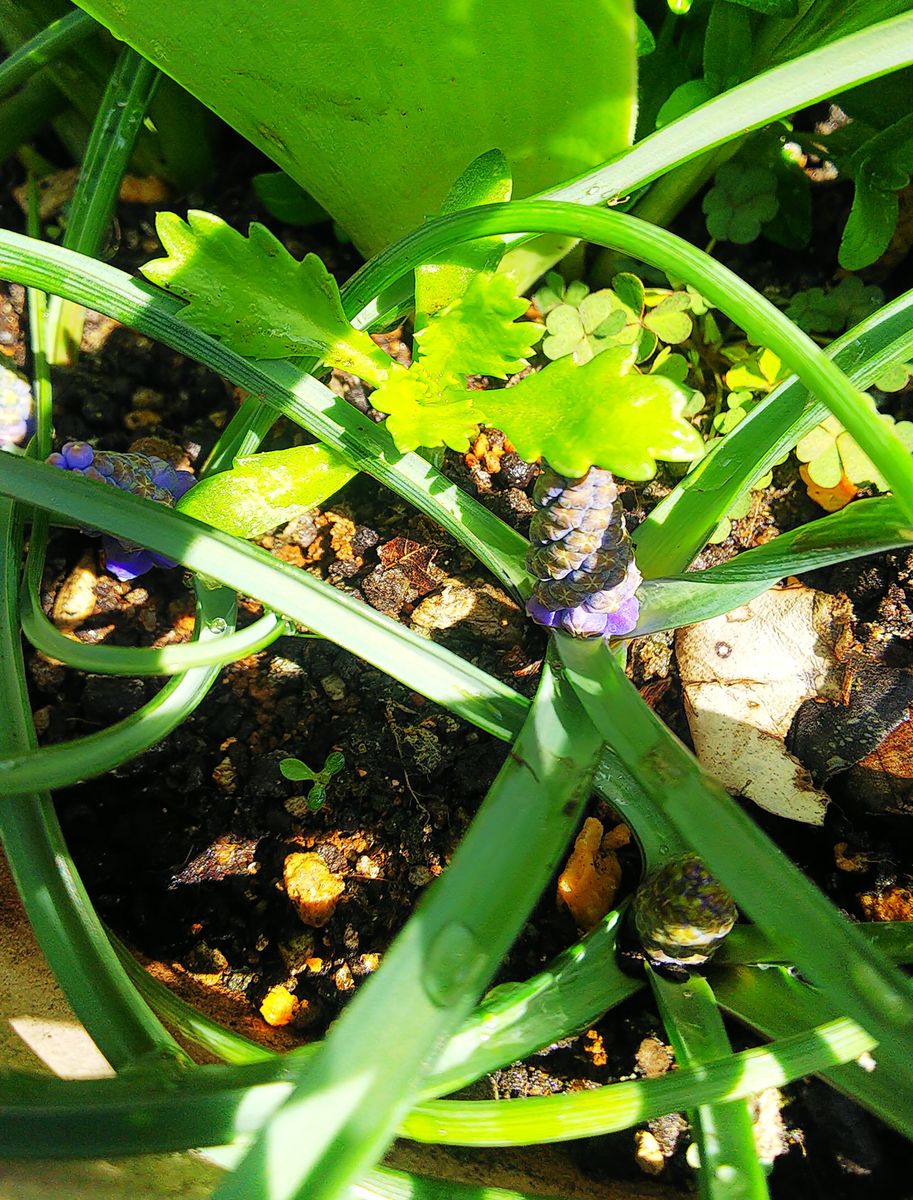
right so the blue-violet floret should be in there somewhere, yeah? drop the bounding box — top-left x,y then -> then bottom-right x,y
525,466 -> 641,638
47,441 -> 195,580
1,364 -> 35,447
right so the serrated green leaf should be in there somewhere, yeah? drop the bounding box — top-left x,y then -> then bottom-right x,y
839,171 -> 899,270
176,443 -> 357,538
479,355 -> 704,479
141,210 -> 391,383
415,149 -> 512,321
414,272 -> 541,379
370,364 -> 480,452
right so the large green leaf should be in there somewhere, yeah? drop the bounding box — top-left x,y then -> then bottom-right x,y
176,444 -> 357,539
141,211 -> 391,382
482,352 -> 704,478
74,0 -> 636,255
415,149 -> 513,322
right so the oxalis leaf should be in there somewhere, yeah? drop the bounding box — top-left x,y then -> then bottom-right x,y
371,364 -> 482,453
414,272 -> 542,378
480,352 -> 704,479
176,444 -> 357,538
141,210 -> 391,384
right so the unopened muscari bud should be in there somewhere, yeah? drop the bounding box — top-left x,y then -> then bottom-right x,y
633,854 -> 737,968
525,466 -> 641,638
1,364 -> 34,447
47,441 -> 195,580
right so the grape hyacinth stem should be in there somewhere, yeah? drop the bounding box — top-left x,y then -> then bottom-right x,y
525,465 -> 642,638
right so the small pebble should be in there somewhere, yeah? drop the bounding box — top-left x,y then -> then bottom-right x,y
334,963 -> 355,992
259,984 -> 299,1027
320,674 -> 347,701
634,1129 -> 665,1176
51,553 -> 98,631
283,852 -> 345,927
556,817 -> 622,931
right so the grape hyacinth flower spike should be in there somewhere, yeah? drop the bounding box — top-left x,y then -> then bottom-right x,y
47,441 -> 195,580
525,465 -> 642,638
633,854 -> 737,969
1,363 -> 35,447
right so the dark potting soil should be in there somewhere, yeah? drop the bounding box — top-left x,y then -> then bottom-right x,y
4,149 -> 913,1197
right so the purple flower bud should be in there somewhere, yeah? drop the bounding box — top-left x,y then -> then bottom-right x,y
526,465 -> 641,640
47,441 -> 195,580
1,365 -> 35,447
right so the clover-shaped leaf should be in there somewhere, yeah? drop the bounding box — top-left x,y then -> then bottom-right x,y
479,352 -> 704,479
785,275 -> 884,335
703,163 -> 779,243
723,347 -> 786,393
874,361 -> 913,393
643,291 -> 693,344
141,211 -> 390,383
370,364 -> 481,452
612,272 -> 646,313
542,289 -> 637,363
795,404 -> 913,490
712,389 -> 757,435
534,272 -> 589,315
414,272 -> 541,379
650,349 -> 689,384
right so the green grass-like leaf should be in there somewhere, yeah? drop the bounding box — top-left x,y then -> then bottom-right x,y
141,210 -> 391,382
481,351 -> 704,478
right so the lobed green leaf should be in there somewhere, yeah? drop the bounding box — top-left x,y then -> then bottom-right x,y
414,272 -> 542,379
141,210 -> 391,383
481,352 -> 704,478
370,365 -> 481,453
